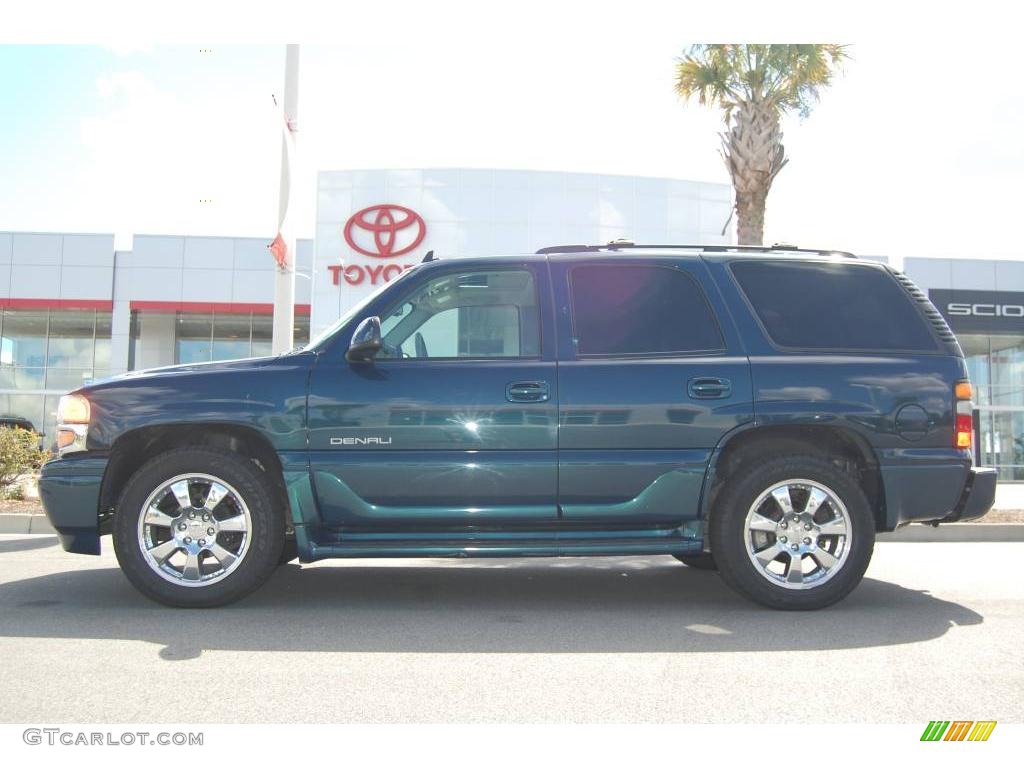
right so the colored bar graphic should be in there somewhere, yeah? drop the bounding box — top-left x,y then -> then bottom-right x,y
944,721 -> 973,741
967,721 -> 997,741
920,720 -> 996,742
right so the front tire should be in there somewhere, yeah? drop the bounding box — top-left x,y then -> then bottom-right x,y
113,448 -> 284,607
710,454 -> 875,610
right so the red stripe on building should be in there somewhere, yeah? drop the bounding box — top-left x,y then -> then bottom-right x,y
129,301 -> 311,315
0,298 -> 114,310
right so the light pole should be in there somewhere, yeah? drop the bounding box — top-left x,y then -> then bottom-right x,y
271,44 -> 299,354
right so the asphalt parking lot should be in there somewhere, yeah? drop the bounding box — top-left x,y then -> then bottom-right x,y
0,535 -> 1021,723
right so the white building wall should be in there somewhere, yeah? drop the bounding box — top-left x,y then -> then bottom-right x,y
313,169 -> 733,338
4,232 -> 115,302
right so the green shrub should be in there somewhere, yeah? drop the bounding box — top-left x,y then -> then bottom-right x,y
3,484 -> 25,501
0,427 -> 49,493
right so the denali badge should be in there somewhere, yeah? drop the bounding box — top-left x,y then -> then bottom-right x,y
330,436 -> 393,446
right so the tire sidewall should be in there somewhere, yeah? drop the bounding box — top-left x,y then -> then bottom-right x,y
112,448 -> 284,607
710,455 -> 875,610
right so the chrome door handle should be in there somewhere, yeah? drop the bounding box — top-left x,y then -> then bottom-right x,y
687,377 -> 731,399
506,381 -> 550,403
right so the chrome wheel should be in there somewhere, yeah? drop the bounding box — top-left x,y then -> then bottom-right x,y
743,478 -> 851,590
136,473 -> 252,588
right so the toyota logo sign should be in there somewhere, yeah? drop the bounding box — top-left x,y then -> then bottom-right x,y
343,204 -> 426,258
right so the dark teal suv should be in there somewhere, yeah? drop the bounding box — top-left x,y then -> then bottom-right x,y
39,244 -> 996,609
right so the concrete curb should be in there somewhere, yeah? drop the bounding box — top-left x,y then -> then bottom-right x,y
0,514 -> 1022,543
0,514 -> 56,535
878,524 -> 1024,542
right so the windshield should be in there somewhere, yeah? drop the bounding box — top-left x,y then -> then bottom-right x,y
303,266 -> 418,351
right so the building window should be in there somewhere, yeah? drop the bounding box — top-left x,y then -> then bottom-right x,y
0,308 -> 112,442
129,310 -> 311,369
958,333 -> 1024,482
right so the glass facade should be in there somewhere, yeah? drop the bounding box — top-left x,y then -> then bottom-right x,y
0,307 -> 309,445
961,334 -> 1024,481
129,310 -> 309,367
0,308 -> 112,441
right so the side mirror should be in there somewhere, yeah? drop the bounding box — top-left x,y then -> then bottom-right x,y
346,316 -> 383,363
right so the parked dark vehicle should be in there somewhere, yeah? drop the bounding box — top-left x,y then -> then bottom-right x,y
39,244 -> 996,609
0,416 -> 36,432
0,416 -> 45,450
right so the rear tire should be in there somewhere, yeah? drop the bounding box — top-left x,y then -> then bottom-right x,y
112,448 -> 284,607
673,552 -> 718,570
710,454 -> 874,610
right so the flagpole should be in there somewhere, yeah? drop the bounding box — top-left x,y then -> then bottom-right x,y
272,44 -> 299,354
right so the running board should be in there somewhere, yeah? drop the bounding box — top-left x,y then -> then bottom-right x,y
301,535 -> 703,562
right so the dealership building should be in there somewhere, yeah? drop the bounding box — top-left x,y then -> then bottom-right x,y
2,168 -> 1022,492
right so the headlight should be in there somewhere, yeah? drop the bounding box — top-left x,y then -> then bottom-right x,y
57,394 -> 90,424
56,394 -> 90,455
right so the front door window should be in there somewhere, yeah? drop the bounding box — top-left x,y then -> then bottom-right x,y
377,269 -> 540,360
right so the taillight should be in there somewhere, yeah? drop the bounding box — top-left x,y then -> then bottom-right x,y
955,380 -> 973,449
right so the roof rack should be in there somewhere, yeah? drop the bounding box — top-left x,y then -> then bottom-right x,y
535,242 -> 856,258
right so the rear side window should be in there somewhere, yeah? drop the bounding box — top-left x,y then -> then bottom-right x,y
731,260 -> 938,351
570,265 -> 724,356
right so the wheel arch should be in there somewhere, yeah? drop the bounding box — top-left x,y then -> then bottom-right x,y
700,423 -> 886,531
98,423 -> 290,533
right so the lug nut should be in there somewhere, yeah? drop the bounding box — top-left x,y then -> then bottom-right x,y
198,538 -> 206,546
792,515 -> 800,522
804,523 -> 812,531
202,514 -> 209,522
207,527 -> 215,536
184,537 -> 192,544
780,536 -> 788,543
790,544 -> 799,551
780,522 -> 788,529
189,512 -> 196,519
803,537 -> 811,545
178,523 -> 187,531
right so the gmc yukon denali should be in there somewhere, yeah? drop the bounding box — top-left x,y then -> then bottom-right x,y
39,244 -> 997,609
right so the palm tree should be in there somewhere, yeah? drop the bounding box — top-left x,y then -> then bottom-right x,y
675,44 -> 848,245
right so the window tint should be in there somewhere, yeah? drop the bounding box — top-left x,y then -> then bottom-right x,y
379,269 -> 539,359
731,260 -> 938,351
570,265 -> 724,356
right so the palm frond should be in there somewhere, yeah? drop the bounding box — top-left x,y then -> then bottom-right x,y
675,43 -> 849,119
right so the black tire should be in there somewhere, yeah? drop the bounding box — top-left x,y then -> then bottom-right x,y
112,447 -> 285,608
673,552 -> 718,570
709,453 -> 875,610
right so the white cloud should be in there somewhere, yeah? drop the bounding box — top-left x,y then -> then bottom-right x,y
77,68 -> 281,245
100,43 -> 154,57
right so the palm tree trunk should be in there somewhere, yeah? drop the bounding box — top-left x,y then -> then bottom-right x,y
721,99 -> 787,246
735,186 -> 768,246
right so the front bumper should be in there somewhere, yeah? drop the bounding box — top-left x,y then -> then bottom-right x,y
38,457 -> 107,555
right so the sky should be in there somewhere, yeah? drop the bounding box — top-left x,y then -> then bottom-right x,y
1,1 -> 1022,263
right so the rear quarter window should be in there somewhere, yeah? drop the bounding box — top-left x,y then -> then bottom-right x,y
731,260 -> 939,352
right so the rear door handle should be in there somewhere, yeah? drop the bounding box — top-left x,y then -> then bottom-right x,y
687,377 -> 732,399
506,381 -> 550,403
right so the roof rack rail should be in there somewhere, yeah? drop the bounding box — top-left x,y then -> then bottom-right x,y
535,242 -> 856,258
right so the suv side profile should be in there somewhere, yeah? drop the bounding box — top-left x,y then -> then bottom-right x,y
39,244 -> 996,610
